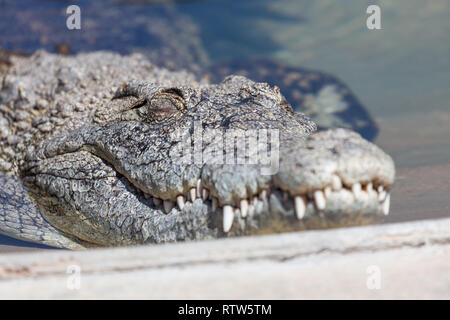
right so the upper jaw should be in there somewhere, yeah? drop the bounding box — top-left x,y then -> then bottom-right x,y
274,128 -> 395,194
136,128 -> 395,233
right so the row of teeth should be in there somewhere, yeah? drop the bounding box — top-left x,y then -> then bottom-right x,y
146,175 -> 391,233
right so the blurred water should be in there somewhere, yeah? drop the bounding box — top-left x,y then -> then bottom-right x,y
0,0 -> 449,249
179,0 -> 450,169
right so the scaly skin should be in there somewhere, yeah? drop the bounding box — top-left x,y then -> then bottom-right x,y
0,51 -> 394,249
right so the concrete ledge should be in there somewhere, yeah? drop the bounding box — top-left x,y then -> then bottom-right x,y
1,218 -> 449,299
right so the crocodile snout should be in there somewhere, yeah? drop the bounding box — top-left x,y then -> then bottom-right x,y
196,128 -> 394,233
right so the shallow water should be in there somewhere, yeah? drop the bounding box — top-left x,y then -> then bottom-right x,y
0,0 -> 449,250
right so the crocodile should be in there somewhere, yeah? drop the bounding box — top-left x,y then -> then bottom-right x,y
0,51 -> 395,249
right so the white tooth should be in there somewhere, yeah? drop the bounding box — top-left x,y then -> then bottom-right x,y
240,199 -> 248,218
212,197 -> 218,211
189,188 -> 197,202
331,174 -> 342,190
352,183 -> 362,199
366,183 -> 376,198
202,189 -> 209,201
248,204 -> 255,217
294,196 -> 306,219
361,190 -> 369,201
163,200 -> 174,214
153,198 -> 162,206
254,199 -> 263,212
378,190 -> 387,202
196,179 -> 202,198
313,190 -> 326,210
383,193 -> 391,215
377,185 -> 387,202
223,205 -> 234,232
324,187 -> 332,198
176,195 -> 185,210
259,189 -> 267,200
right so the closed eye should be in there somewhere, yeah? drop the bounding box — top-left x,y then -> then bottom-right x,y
161,87 -> 184,99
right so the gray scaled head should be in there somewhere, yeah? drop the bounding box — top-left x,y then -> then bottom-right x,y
24,75 -> 395,246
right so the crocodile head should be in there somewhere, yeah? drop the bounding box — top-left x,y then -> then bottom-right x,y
23,76 -> 395,246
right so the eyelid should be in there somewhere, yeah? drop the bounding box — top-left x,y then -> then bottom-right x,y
160,87 -> 184,99
125,98 -> 147,111
151,92 -> 186,112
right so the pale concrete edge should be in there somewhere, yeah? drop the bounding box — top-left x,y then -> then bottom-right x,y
1,217 -> 449,280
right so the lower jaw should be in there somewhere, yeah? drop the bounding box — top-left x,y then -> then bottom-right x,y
144,176 -> 391,235
27,176 -> 389,246
173,187 -> 388,239
214,190 -> 386,237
